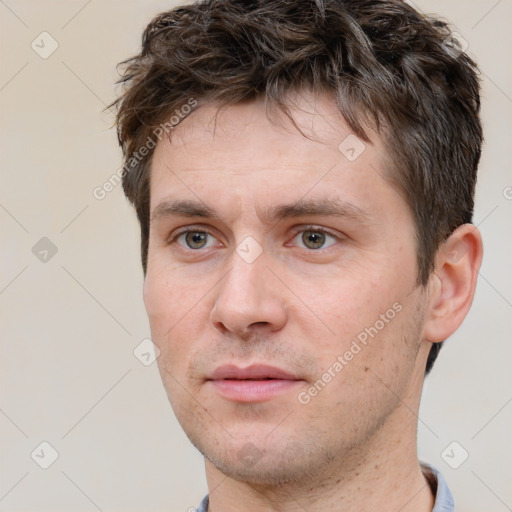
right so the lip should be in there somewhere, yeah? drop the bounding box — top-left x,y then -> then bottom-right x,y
208,364 -> 299,381
207,364 -> 302,403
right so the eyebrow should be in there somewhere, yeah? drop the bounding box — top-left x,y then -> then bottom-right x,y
151,197 -> 369,224
151,199 -> 222,222
267,197 -> 369,223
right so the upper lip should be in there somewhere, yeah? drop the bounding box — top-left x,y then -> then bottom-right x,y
208,364 -> 299,381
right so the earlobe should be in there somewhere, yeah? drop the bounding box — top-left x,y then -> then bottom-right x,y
422,224 -> 483,343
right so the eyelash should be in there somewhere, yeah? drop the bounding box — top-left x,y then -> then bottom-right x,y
168,225 -> 342,251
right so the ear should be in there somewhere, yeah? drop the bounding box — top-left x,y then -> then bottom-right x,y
422,224 -> 483,343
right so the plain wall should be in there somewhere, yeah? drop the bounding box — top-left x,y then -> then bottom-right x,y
1,0 -> 511,510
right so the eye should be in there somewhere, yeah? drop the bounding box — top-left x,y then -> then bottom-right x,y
174,230 -> 219,250
291,228 -> 339,250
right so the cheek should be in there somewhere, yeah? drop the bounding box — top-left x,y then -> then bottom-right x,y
297,264 -> 417,385
144,272 -> 171,337
301,274 -> 397,339
144,262 -> 204,329
304,298 -> 422,428
144,268 -> 212,375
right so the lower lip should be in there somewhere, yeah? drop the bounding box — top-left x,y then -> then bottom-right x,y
208,379 -> 301,402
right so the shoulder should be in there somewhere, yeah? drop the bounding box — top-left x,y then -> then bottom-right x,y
192,494 -> 209,512
420,461 -> 455,512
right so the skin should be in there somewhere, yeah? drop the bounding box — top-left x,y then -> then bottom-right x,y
143,92 -> 483,512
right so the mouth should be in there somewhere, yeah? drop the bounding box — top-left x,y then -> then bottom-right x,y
208,364 -> 299,381
206,364 -> 302,403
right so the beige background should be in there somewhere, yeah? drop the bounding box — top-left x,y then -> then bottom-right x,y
1,0 -> 511,510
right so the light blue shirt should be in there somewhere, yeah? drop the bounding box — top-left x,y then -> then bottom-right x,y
193,462 -> 454,512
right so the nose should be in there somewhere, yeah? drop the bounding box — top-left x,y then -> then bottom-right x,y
209,250 -> 287,338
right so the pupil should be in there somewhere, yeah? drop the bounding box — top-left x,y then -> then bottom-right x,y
303,231 -> 325,249
187,232 -> 207,248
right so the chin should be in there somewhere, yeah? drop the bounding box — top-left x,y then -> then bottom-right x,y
197,432 -> 335,487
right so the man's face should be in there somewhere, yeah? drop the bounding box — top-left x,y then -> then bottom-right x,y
144,93 -> 431,484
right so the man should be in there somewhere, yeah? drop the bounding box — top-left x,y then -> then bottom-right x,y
112,0 -> 483,510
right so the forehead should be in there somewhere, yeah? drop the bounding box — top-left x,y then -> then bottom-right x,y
155,93 -> 376,169
149,92 -> 398,219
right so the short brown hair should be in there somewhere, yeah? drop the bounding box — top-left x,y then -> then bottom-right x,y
112,0 -> 483,373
